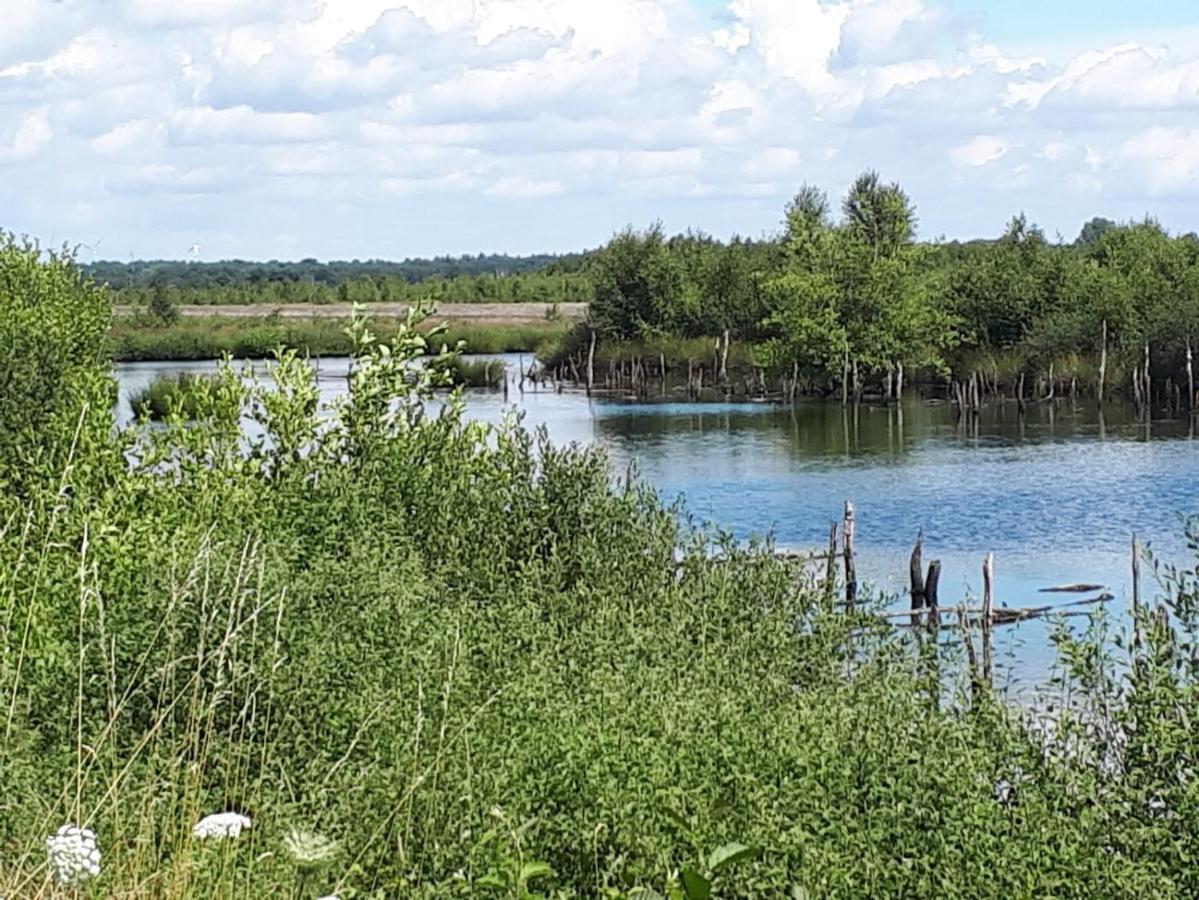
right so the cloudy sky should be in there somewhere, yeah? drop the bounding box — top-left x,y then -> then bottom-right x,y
3,0 -> 1198,260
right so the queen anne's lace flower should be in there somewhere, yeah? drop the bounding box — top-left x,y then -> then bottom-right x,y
192,812 -> 252,840
283,828 -> 339,872
45,824 -> 101,887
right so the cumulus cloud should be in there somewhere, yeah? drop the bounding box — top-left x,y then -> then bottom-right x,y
1,0 -> 1199,256
951,135 -> 1007,168
1122,127 -> 1199,192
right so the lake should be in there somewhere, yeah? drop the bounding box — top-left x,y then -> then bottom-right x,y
115,354 -> 1199,690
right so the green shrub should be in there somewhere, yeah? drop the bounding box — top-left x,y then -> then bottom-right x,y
129,373 -> 219,420
0,235 -> 112,488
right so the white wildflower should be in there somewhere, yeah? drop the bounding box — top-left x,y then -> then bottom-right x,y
192,811 -> 252,840
45,823 -> 101,887
283,828 -> 339,872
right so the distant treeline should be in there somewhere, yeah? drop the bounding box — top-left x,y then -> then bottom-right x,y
87,253 -> 593,305
85,253 -> 587,287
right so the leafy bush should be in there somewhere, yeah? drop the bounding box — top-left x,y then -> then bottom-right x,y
129,373 -> 220,419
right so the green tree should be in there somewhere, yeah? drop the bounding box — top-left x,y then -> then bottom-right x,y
589,224 -> 684,338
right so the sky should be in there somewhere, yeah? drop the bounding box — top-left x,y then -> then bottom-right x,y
2,1 -> 1199,260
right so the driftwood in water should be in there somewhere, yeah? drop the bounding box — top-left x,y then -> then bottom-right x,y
1039,583 -> 1105,594
884,592 -> 1113,629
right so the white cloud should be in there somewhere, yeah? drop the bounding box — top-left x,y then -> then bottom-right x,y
950,135 -> 1007,168
0,108 -> 51,163
486,175 -> 564,198
2,0 -> 1199,256
1122,127 -> 1199,192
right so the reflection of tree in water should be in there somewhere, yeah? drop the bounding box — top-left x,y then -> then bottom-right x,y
594,397 -> 1194,462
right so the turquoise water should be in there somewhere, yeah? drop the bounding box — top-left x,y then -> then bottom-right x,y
115,355 -> 1199,689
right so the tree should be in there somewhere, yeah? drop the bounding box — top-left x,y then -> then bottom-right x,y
148,276 -> 178,324
1076,216 -> 1116,248
588,224 -> 684,339
841,170 -> 916,259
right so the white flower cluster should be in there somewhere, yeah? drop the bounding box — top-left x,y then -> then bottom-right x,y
283,827 -> 340,872
45,823 -> 101,887
192,811 -> 252,840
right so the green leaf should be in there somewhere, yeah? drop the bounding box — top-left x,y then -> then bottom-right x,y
475,872 -> 507,891
519,861 -> 554,884
660,805 -> 693,838
680,866 -> 711,900
707,842 -> 759,873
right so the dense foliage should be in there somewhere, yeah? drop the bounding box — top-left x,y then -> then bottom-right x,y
2,244 -> 1197,898
581,175 -> 1199,399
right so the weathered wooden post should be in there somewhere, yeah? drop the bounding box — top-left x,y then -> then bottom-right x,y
843,501 -> 857,606
824,522 -> 838,606
909,531 -> 925,627
1131,534 -> 1142,652
982,552 -> 994,686
924,559 -> 941,634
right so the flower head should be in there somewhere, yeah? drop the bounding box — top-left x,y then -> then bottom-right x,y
283,828 -> 339,873
193,811 -> 252,840
46,823 -> 101,887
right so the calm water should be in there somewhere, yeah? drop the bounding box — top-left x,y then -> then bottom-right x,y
115,355 -> 1199,687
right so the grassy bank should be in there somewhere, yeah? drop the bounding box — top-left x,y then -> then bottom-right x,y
110,315 -> 569,362
4,239 -> 1198,897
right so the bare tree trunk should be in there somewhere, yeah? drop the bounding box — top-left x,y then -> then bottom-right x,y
841,349 -> 849,406
1188,338 -> 1195,412
895,361 -> 904,401
1144,341 -> 1151,412
719,329 -> 729,382
1098,319 -> 1107,403
586,329 -> 596,395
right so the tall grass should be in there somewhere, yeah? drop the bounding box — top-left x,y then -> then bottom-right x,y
109,316 -> 569,362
